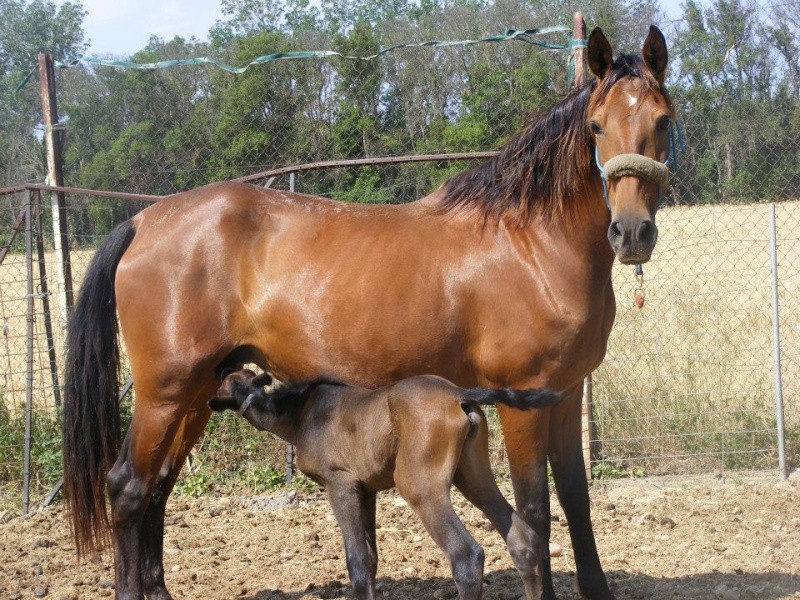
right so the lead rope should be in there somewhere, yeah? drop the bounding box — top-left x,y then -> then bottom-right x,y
633,263 -> 645,309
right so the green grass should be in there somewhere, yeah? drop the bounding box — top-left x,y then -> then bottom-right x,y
0,399 -> 63,510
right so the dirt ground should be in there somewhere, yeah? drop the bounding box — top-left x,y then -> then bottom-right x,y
1,473 -> 799,600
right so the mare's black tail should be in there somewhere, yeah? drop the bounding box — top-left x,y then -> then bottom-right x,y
462,387 -> 562,410
62,220 -> 136,556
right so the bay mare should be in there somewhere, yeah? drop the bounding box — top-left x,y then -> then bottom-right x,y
62,27 -> 673,600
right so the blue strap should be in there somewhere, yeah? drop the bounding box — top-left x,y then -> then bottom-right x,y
594,145 -> 610,209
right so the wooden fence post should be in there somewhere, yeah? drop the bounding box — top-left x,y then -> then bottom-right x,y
571,12 -> 597,481
37,53 -> 73,326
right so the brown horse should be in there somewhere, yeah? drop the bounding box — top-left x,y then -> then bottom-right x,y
62,26 -> 673,600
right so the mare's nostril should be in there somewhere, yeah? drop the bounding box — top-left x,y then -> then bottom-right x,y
636,220 -> 654,244
609,221 -> 623,239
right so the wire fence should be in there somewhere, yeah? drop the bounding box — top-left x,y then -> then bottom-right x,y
1,21 -> 799,511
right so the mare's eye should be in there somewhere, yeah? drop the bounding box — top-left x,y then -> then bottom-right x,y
589,121 -> 603,136
656,116 -> 671,131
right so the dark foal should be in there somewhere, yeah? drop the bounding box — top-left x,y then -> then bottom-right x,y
210,370 -> 561,600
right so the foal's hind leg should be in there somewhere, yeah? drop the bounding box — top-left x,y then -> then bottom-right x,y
140,406 -> 212,600
453,412 -> 544,600
393,417 -> 484,600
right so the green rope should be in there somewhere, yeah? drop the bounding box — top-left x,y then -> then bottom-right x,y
15,25 -> 582,91
566,38 -> 588,88
50,26 -> 572,74
14,66 -> 38,93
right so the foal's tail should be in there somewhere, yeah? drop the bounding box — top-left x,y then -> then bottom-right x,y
462,387 -> 562,411
62,220 -> 136,556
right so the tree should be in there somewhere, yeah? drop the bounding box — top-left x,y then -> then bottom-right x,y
0,0 -> 86,189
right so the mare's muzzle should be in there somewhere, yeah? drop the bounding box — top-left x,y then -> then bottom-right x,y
604,153 -> 667,264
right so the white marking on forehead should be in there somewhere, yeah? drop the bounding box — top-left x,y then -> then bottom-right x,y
625,93 -> 638,107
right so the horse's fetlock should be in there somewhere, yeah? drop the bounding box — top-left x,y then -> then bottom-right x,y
452,541 -> 484,587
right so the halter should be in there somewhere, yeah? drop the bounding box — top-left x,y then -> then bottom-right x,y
594,122 -> 684,209
237,392 -> 260,416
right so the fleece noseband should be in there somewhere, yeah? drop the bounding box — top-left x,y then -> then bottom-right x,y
601,153 -> 669,188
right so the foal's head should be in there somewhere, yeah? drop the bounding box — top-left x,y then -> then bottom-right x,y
587,26 -> 673,264
210,369 -> 276,416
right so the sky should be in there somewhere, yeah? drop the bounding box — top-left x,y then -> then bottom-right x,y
74,0 -> 225,56
67,0 -> 688,57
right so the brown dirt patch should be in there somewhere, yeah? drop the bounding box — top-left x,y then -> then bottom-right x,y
1,475 -> 799,599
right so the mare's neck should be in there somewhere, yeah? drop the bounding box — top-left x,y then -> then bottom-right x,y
518,174 -> 616,281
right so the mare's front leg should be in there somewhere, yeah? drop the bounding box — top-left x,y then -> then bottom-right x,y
326,481 -> 379,600
496,403 -> 553,599
549,387 -> 613,599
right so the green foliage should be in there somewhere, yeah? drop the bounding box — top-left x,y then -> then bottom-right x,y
591,461 -> 646,480
669,0 -> 800,205
174,473 -> 212,497
334,166 -> 392,203
0,398 -> 63,503
0,0 -> 86,194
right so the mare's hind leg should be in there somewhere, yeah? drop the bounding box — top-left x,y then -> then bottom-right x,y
453,410 -> 543,600
107,400 -> 184,600
107,375 -> 216,600
141,406 -> 212,600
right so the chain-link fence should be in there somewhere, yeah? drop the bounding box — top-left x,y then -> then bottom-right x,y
1,20 -> 799,511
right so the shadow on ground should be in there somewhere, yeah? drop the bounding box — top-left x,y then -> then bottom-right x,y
247,568 -> 800,599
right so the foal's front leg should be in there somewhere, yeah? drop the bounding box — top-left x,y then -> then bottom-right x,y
326,480 -> 379,600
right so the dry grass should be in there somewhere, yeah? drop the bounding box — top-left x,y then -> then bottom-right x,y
593,201 -> 800,474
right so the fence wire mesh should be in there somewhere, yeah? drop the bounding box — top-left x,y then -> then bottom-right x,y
1,16 -> 800,509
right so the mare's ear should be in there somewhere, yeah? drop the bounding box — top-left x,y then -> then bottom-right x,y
588,28 -> 613,79
209,397 -> 237,412
642,25 -> 668,83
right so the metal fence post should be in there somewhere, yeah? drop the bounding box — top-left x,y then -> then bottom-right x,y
23,193 -> 35,514
32,189 -> 61,411
768,203 -> 787,480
